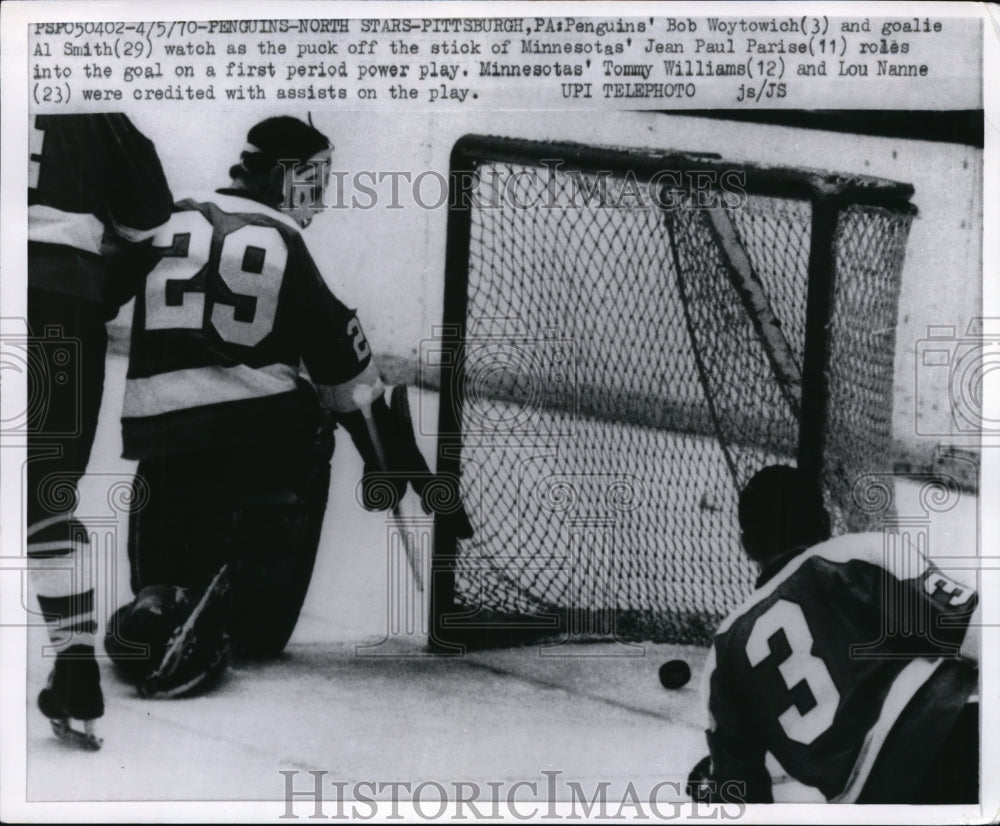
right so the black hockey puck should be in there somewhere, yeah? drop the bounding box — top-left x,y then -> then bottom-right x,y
659,659 -> 691,689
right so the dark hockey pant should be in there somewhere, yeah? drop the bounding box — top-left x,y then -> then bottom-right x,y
127,424 -> 334,658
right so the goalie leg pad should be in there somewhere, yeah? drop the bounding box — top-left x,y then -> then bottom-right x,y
226,421 -> 333,658
125,425 -> 334,664
226,486 -> 328,659
128,456 -> 233,596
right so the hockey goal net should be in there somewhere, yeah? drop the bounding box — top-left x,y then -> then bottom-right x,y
430,135 -> 915,648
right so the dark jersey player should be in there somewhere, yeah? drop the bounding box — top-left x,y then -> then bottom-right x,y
105,117 -> 427,696
27,114 -> 174,746
693,465 -> 978,804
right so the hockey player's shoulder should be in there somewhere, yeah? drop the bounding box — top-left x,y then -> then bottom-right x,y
806,531 -> 928,580
761,532 -> 900,586
715,533 -> 892,637
179,191 -> 303,234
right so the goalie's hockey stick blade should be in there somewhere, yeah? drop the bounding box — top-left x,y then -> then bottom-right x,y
50,718 -> 102,751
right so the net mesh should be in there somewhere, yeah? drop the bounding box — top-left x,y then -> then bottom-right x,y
825,205 -> 915,532
442,148 -> 912,645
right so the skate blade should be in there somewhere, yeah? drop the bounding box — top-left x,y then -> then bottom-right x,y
50,718 -> 102,751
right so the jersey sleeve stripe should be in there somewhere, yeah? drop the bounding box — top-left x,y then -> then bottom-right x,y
36,589 -> 95,623
27,513 -> 76,539
26,538 -> 91,559
110,219 -> 163,243
123,362 -> 299,418
28,205 -> 104,255
830,657 -> 943,803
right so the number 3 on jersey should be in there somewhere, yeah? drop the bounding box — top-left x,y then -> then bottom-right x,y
145,211 -> 286,347
746,599 -> 840,745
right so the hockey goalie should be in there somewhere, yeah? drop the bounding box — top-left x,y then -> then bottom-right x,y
105,116 -> 470,699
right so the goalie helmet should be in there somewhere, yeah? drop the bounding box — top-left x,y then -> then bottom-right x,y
104,583 -> 230,698
228,116 -> 332,226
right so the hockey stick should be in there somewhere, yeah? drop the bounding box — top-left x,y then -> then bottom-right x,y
359,402 -> 426,593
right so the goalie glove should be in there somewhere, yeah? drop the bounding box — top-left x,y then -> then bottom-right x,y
337,394 -> 408,511
337,386 -> 473,538
387,384 -> 474,539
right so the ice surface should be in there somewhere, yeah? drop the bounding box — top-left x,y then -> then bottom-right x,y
24,354 -> 979,807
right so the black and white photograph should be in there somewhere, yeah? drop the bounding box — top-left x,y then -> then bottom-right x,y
1,2 -> 996,822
